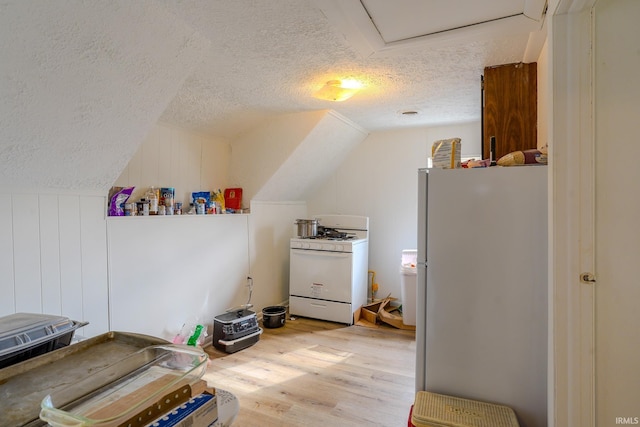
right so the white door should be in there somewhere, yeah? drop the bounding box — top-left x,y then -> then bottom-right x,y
593,0 -> 640,423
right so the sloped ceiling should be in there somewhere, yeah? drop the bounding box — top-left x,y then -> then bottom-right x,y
0,0 -> 546,193
0,1 -> 209,192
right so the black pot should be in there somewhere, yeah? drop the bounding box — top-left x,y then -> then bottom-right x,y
262,306 -> 286,328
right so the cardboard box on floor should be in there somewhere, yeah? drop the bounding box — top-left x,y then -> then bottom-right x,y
355,297 -> 415,330
354,300 -> 385,328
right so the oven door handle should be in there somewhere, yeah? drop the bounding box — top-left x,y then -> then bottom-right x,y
290,249 -> 351,257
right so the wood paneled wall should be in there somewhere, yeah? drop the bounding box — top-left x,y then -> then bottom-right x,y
0,123 -> 301,341
114,123 -> 231,208
0,193 -> 109,338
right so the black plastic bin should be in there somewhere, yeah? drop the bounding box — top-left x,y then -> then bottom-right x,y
0,312 -> 86,369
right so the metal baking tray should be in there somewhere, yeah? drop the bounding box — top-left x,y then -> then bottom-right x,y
0,331 -> 169,427
39,344 -> 208,427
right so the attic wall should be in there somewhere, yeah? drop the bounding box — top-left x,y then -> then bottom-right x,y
113,123 -> 231,208
229,110 -> 368,202
307,121 -> 482,304
228,110 -> 328,201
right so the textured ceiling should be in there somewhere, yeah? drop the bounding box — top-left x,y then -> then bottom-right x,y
0,0 -> 545,192
159,0 -> 546,138
0,0 -> 209,192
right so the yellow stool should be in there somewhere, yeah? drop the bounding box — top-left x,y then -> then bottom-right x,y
411,391 -> 520,427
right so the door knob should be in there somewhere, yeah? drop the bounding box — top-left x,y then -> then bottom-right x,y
580,272 -> 596,284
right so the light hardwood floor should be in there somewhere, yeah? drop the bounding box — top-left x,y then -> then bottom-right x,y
203,316 -> 416,427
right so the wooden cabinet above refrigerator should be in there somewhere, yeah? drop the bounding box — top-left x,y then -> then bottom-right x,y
482,62 -> 537,161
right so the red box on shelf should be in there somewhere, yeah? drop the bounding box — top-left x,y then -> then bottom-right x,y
224,188 -> 243,211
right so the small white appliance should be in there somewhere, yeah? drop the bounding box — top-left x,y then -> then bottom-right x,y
416,166 -> 547,427
289,214 -> 369,325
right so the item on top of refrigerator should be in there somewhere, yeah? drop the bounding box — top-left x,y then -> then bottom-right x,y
497,149 -> 547,166
108,186 -> 134,216
431,138 -> 461,169
462,158 -> 491,168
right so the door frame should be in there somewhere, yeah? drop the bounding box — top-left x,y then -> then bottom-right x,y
549,0 -> 597,426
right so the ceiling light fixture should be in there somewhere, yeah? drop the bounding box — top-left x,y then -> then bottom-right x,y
313,79 -> 363,102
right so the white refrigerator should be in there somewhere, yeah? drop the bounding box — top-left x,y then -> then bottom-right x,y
416,166 -> 547,427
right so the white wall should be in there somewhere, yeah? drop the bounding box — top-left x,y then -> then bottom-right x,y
0,122 -> 304,342
229,110 -> 368,202
593,0 -> 640,422
114,123 -> 231,208
108,123 -> 306,340
307,121 -> 481,304
0,191 -> 109,338
0,123 -> 234,340
107,214 -> 250,341
248,201 -> 307,308
229,110 -> 329,202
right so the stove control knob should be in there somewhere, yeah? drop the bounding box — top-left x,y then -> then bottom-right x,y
291,241 -> 302,249
310,243 -> 322,250
302,242 -> 310,249
334,244 -> 344,252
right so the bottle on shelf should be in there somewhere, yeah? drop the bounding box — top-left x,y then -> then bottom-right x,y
146,187 -> 159,215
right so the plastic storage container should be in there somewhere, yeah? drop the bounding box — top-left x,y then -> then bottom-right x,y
0,312 -> 86,369
400,249 -> 417,326
411,391 -> 520,427
39,344 -> 209,427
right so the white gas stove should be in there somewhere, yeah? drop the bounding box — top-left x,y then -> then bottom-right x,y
289,215 -> 369,325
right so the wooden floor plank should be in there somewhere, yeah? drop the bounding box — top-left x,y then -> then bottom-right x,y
203,316 -> 416,427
